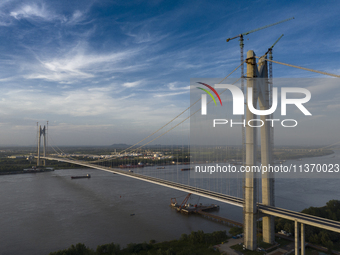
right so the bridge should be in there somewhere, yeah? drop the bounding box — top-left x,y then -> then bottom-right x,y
41,155 -> 340,235
39,153 -> 340,255
35,47 -> 340,255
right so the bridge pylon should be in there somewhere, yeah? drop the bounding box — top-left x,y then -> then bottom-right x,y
244,50 -> 275,250
37,123 -> 47,166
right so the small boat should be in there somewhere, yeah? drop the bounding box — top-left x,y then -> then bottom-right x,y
181,168 -> 193,171
157,167 -> 165,169
129,170 -> 133,173
130,213 -> 135,216
71,174 -> 91,179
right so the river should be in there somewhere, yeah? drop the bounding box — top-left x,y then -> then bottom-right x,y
0,151 -> 339,254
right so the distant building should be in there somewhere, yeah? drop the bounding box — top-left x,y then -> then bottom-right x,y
7,155 -> 26,159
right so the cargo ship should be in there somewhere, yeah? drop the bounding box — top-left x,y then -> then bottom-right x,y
71,174 -> 91,179
181,167 -> 193,171
119,163 -> 144,168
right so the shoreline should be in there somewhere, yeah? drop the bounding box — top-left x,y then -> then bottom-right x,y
0,168 -> 54,176
0,149 -> 334,176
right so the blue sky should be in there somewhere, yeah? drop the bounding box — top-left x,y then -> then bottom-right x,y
0,0 -> 339,146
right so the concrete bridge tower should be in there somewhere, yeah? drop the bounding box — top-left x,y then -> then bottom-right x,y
244,50 -> 275,250
37,123 -> 47,166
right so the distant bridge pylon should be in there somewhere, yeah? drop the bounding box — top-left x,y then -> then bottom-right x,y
37,123 -> 47,166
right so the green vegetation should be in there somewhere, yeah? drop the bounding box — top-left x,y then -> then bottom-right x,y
49,230 -> 228,255
272,148 -> 333,160
0,147 -> 90,173
0,158 -> 34,173
275,200 -> 340,251
0,158 -> 87,174
191,146 -> 333,162
229,226 -> 243,236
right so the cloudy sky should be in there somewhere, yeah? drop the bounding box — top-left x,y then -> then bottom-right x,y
0,0 -> 339,146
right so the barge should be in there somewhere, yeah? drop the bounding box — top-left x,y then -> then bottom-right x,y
71,174 -> 91,179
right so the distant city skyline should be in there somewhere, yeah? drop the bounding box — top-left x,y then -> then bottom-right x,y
0,0 -> 339,146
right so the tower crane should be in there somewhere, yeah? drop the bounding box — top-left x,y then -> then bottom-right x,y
265,34 -> 284,79
265,34 -> 284,165
226,17 -> 294,166
262,33 -> 284,100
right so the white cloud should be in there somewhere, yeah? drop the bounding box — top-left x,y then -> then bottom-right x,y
0,77 -> 14,82
66,10 -> 88,25
327,104 -> 340,110
306,79 -> 340,95
71,10 -> 82,21
120,17 -> 170,44
9,4 -> 89,25
0,20 -> 11,26
153,91 -> 188,97
123,80 -> 143,88
167,82 -> 190,91
10,3 -> 66,22
0,85 -> 186,124
25,71 -> 94,82
24,45 -> 143,83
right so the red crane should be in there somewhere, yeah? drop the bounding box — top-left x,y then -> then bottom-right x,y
179,193 -> 192,209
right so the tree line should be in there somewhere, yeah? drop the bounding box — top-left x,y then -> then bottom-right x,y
275,200 -> 340,251
49,230 -> 228,255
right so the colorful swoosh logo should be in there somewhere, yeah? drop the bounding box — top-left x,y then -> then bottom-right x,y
197,82 -> 222,106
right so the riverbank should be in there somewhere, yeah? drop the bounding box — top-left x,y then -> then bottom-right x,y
273,148 -> 334,161
0,167 -> 54,176
0,148 -> 334,176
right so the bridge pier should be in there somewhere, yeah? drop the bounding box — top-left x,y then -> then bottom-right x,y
294,221 -> 306,255
295,220 -> 300,255
301,223 -> 305,255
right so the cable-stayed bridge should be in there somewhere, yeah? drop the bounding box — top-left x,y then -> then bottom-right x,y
35,49 -> 340,255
